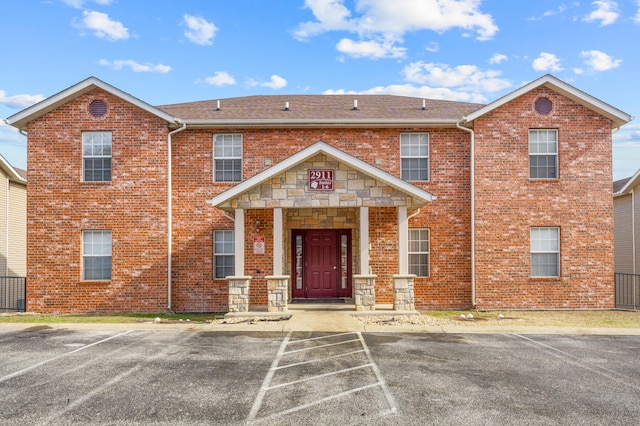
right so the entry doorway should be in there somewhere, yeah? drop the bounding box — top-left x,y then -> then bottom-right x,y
291,229 -> 352,299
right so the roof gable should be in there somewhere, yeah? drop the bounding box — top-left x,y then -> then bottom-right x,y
614,168 -> 640,197
208,141 -> 434,210
6,77 -> 178,129
0,154 -> 26,184
463,74 -> 633,128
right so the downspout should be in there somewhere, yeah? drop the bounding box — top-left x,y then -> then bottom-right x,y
456,120 -> 476,307
167,120 -> 186,312
632,189 -> 636,277
5,178 -> 8,276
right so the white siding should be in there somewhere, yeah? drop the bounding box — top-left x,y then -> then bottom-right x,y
0,170 -> 6,275
614,194 -> 634,273
8,181 -> 26,276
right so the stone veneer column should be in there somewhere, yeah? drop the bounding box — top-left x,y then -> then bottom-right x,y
227,276 -> 252,312
354,274 -> 377,311
392,274 -> 416,311
266,275 -> 290,312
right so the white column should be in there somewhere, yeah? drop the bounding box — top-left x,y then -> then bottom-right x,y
273,208 -> 283,275
398,206 -> 408,275
234,208 -> 244,276
360,206 -> 369,274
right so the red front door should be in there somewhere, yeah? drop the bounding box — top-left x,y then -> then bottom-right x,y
292,229 -> 351,299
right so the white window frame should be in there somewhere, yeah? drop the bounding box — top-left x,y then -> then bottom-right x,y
82,230 -> 112,281
529,129 -> 558,179
213,134 -> 242,182
400,133 -> 429,181
530,227 -> 560,277
408,228 -> 430,277
82,131 -> 112,182
214,230 -> 235,279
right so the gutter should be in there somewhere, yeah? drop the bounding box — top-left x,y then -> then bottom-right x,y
456,120 -> 476,307
167,120 -> 187,312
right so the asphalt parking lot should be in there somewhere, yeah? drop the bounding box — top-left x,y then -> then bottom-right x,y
1,328 -> 639,425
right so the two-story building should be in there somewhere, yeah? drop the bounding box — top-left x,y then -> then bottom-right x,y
5,75 -> 632,313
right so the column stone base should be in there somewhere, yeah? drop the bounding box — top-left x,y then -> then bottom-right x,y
227,276 -> 252,313
354,274 -> 377,311
266,275 -> 290,312
392,274 -> 416,311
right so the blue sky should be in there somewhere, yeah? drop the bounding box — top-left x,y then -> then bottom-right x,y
1,0 -> 639,179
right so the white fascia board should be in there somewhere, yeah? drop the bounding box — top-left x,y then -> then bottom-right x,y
6,77 -> 178,129
614,168 -> 640,197
0,154 -> 26,184
464,74 -> 633,128
208,141 -> 434,207
183,118 -> 459,129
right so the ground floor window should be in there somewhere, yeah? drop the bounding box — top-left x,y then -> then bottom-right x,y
408,229 -> 430,277
214,230 -> 235,278
530,227 -> 560,277
82,230 -> 112,280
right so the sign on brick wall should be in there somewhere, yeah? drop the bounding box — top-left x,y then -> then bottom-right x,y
308,169 -> 334,191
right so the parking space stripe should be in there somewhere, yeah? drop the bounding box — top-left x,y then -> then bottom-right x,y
247,332 -> 397,423
267,363 -> 374,390
0,330 -> 134,383
282,337 -> 361,354
275,349 -> 366,370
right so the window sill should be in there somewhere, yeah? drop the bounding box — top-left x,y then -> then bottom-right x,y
81,181 -> 112,185
80,280 -> 111,284
529,277 -> 562,283
529,178 -> 559,183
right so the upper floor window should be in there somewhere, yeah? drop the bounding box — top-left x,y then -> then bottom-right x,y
83,131 -> 112,182
530,227 -> 560,277
529,129 -> 557,179
214,230 -> 235,279
214,134 -> 242,182
408,229 -> 430,277
82,230 -> 112,280
400,133 -> 429,181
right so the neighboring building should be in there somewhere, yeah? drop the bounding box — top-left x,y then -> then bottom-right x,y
0,154 -> 26,277
614,170 -> 640,275
5,75 -> 633,313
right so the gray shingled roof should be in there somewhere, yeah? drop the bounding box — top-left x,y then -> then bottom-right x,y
15,168 -> 27,181
157,94 -> 484,122
614,176 -> 632,193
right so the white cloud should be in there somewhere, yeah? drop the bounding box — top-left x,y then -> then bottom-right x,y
336,38 -> 406,59
489,53 -> 507,64
183,15 -> 217,45
0,90 -> 45,108
634,1 -> 640,23
402,62 -> 511,94
532,52 -> 563,72
261,75 -> 288,90
325,84 -> 489,103
293,0 -> 498,58
62,0 -> 113,8
204,71 -> 236,86
425,42 -> 439,53
75,10 -> 129,41
580,49 -> 622,71
583,0 -> 619,26
99,59 -> 171,73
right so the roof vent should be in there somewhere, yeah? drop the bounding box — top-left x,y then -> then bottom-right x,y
89,99 -> 107,118
534,97 -> 552,115
216,100 -> 221,111
352,99 -> 358,110
284,102 -> 290,111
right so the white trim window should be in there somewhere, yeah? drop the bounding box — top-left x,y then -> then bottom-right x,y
408,229 -> 430,277
82,230 -> 112,280
401,133 -> 429,181
83,131 -> 112,182
530,227 -> 560,277
214,134 -> 242,182
529,129 -> 557,179
214,230 -> 235,278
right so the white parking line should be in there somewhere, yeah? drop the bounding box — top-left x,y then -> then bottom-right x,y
0,330 -> 134,383
247,331 -> 397,423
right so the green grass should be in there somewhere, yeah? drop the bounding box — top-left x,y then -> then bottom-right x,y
0,312 -> 223,324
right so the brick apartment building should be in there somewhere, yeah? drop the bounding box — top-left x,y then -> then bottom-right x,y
5,75 -> 632,313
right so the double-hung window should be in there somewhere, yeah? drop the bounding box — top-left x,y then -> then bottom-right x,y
214,230 -> 235,278
529,129 -> 557,179
214,134 -> 242,182
530,227 -> 560,277
83,131 -> 112,182
408,229 -> 430,277
401,133 -> 429,181
82,230 -> 112,280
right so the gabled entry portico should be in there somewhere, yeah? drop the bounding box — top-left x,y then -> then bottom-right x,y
207,141 -> 434,312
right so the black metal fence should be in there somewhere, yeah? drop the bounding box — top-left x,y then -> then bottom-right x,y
615,273 -> 640,310
0,277 -> 26,312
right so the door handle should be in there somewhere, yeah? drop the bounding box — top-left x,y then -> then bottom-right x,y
332,266 -> 337,270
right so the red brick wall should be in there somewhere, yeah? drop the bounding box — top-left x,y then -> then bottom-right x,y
473,87 -> 615,309
26,88 -> 170,313
170,127 -> 472,311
